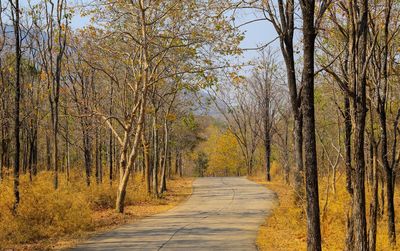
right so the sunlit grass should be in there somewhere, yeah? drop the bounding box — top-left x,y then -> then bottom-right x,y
0,171 -> 193,250
251,163 -> 400,251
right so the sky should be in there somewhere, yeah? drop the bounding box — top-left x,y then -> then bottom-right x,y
232,9 -> 279,62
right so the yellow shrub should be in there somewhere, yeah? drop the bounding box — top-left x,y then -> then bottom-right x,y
253,174 -> 400,251
0,173 -> 93,246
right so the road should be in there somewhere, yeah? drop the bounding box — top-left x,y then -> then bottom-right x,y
71,177 -> 276,251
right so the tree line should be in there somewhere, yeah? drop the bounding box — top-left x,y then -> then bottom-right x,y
0,0 -> 242,215
205,0 -> 400,250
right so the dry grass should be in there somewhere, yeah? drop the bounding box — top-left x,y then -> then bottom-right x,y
251,174 -> 400,251
0,172 -> 193,250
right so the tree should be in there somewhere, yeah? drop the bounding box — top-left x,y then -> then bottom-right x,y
348,1 -> 370,249
369,0 -> 399,245
210,76 -> 261,176
30,0 -> 69,189
10,0 -> 21,211
261,0 -> 304,203
299,0 -> 321,249
195,151 -> 208,177
248,50 -> 279,181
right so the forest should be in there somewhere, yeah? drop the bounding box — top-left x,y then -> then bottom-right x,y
1,0 -> 400,250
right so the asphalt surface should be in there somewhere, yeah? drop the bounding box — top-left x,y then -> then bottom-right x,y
71,177 -> 276,251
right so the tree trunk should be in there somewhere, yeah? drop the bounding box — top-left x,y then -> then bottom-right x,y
175,150 -> 179,175
283,119 -> 290,184
368,100 -> 378,251
377,104 -> 396,245
264,127 -> 271,182
350,0 -> 369,249
142,127 -> 151,194
159,119 -> 169,193
152,115 -> 159,197
83,130 -> 92,187
12,0 -> 21,211
377,0 -> 396,244
46,133 -> 51,171
178,152 -> 183,177
293,115 -> 304,204
95,127 -> 100,184
273,0 -> 303,205
344,97 -> 352,194
344,95 -> 354,251
369,143 -> 378,251
300,1 -> 321,249
352,69 -> 368,251
65,107 -> 70,182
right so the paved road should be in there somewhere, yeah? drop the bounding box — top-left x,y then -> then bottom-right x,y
71,177 -> 276,251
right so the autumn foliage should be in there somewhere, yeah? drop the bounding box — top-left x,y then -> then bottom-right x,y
0,171 -> 192,249
252,168 -> 400,251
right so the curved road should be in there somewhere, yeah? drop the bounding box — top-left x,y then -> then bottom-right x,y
72,177 -> 276,251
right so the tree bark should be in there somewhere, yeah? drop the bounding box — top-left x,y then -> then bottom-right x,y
152,115 -> 159,197
83,129 -> 92,187
351,0 -> 369,247
142,126 -> 151,194
300,1 -> 321,249
11,0 -> 21,212
265,0 -> 303,202
159,119 -> 169,193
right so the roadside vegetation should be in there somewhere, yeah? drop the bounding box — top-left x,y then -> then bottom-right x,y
0,171 -> 192,250
252,169 -> 400,251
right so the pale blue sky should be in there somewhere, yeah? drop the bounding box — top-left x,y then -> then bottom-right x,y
232,9 -> 279,61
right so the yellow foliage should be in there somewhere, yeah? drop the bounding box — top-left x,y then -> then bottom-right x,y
251,175 -> 400,251
0,173 -> 93,246
0,171 -> 193,250
199,125 -> 245,176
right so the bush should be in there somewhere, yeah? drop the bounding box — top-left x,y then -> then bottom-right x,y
0,172 -> 93,246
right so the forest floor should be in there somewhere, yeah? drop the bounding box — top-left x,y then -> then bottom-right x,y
250,175 -> 400,251
0,174 -> 193,251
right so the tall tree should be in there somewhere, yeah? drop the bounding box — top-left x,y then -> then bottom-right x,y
370,0 -> 398,245
10,0 -> 21,211
248,50 -> 279,181
262,0 -> 304,203
348,0 -> 370,249
299,0 -> 321,249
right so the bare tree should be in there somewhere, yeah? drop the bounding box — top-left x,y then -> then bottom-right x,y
210,76 -> 261,176
248,50 -> 279,181
262,0 -> 304,203
369,0 -> 400,245
9,0 -> 21,211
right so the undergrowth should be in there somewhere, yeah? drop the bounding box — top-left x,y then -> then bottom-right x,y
251,163 -> 400,251
0,171 -> 193,250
